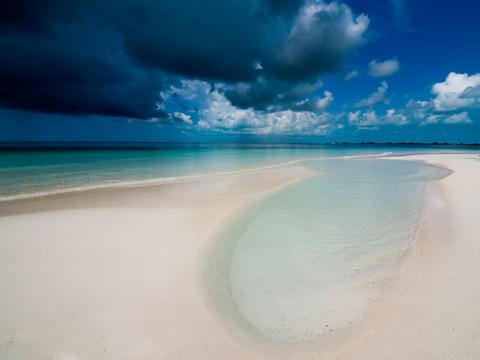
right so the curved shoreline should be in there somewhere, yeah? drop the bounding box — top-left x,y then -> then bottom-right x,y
1,153 -> 479,359
199,156 -> 451,353
198,155 -> 463,360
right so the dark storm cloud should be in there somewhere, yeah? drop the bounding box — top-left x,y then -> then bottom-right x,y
0,0 -> 368,118
264,0 -> 305,14
0,27 -> 167,119
0,0 -> 88,32
107,0 -> 263,82
224,76 -> 324,110
265,2 -> 369,80
224,1 -> 369,109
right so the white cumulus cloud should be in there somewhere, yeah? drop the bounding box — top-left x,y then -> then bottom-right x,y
368,59 -> 400,77
432,72 -> 480,112
313,91 -> 334,110
173,112 -> 193,125
443,112 -> 472,124
198,91 -> 336,135
354,81 -> 388,107
344,69 -> 359,81
384,108 -> 408,125
348,108 -> 409,128
348,110 -> 380,128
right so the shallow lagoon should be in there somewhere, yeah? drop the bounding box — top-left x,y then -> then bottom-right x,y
205,158 -> 450,343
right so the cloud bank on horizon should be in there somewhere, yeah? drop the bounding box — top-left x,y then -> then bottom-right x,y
0,0 -> 479,142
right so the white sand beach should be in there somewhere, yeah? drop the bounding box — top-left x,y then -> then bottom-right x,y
1,153 -> 480,359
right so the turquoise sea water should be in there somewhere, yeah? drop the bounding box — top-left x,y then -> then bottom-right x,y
0,144 -> 475,200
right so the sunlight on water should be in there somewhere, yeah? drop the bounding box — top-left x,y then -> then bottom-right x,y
205,158 -> 450,343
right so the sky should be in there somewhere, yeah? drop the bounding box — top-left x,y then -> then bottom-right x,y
1,0 -> 480,143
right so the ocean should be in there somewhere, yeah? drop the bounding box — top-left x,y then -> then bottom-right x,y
0,144 -> 475,201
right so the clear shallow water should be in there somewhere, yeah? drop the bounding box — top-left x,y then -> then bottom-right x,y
0,144 -> 474,200
205,158 -> 450,343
